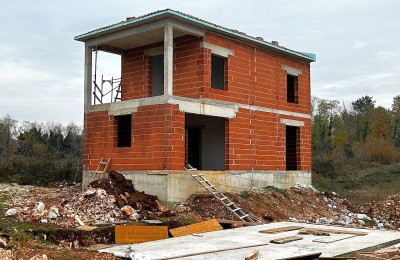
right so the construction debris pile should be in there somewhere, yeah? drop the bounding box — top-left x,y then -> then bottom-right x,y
4,171 -> 169,227
361,192 -> 400,229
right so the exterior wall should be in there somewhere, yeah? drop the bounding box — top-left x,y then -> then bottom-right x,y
87,31 -> 312,173
83,104 -> 184,171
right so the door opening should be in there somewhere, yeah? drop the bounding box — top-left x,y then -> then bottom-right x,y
186,128 -> 202,170
286,126 -> 300,170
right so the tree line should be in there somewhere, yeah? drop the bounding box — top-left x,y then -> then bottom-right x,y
312,95 -> 400,178
0,115 -> 82,185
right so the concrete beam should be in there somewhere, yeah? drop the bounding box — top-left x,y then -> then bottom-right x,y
84,45 -> 92,112
282,65 -> 302,76
164,24 -> 173,96
200,42 -> 234,57
170,20 -> 205,37
85,19 -> 168,48
280,118 -> 305,127
97,45 -> 124,55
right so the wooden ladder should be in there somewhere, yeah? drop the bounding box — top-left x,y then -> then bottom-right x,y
191,174 -> 254,222
92,157 -> 111,180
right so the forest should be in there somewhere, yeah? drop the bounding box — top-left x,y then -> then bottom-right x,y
0,117 -> 82,184
0,95 -> 399,201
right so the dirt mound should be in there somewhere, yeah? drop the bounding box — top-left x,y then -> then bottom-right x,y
90,171 -> 169,217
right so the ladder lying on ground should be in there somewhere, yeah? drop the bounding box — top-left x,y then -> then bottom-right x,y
191,174 -> 255,222
92,157 -> 111,180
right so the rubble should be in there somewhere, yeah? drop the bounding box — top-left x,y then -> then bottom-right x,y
3,171 -> 170,227
361,192 -> 400,228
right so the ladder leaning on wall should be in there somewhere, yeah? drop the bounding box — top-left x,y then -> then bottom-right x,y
191,173 -> 255,222
92,157 -> 111,180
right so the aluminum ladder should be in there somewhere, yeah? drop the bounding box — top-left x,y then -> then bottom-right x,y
191,174 -> 254,222
92,157 -> 111,180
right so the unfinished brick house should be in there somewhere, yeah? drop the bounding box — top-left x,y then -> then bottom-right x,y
75,9 -> 316,205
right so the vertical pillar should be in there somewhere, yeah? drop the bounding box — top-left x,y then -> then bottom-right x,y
164,24 -> 173,96
84,45 -> 92,112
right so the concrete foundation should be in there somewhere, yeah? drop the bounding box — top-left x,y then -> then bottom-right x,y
82,170 -> 311,207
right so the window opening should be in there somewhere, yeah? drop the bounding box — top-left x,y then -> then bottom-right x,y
211,55 -> 226,90
117,115 -> 132,147
151,54 -> 164,96
287,74 -> 298,103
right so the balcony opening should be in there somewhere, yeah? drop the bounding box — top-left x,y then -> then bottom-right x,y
92,50 -> 122,105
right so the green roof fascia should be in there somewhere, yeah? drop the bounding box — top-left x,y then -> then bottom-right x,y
74,9 -> 316,62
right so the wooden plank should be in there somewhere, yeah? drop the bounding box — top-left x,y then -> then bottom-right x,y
270,235 -> 303,244
245,250 -> 259,260
299,228 -> 368,236
312,234 -> 356,243
169,219 -> 223,237
259,226 -> 304,234
115,225 -> 168,244
215,218 -> 259,226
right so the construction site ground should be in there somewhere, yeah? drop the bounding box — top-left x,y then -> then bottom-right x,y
0,172 -> 399,259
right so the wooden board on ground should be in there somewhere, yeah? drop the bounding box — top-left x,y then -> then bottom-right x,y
115,225 -> 168,244
259,226 -> 304,234
270,235 -> 303,244
299,228 -> 368,236
245,250 -> 259,260
216,219 -> 259,226
76,225 -> 98,231
312,234 -> 356,243
170,219 -> 223,237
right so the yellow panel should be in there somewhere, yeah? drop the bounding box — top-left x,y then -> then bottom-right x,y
170,219 -> 223,237
115,225 -> 169,244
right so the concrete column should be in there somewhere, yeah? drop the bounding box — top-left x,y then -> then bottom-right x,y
84,45 -> 92,112
164,24 -> 173,96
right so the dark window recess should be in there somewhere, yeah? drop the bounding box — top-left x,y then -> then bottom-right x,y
151,54 -> 164,96
117,115 -> 132,147
287,74 -> 298,103
286,126 -> 300,170
186,128 -> 202,170
211,55 -> 226,90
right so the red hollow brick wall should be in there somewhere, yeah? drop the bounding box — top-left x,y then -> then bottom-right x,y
87,31 -> 312,172
83,104 -> 184,171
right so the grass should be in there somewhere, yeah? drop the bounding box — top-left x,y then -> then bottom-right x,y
313,163 -> 400,204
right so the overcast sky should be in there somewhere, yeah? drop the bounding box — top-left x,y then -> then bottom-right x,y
1,1 -> 399,125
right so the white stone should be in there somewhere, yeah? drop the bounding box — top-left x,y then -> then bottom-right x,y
5,208 -> 17,217
33,202 -> 45,213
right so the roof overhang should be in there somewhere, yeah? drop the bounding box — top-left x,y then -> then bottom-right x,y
74,9 -> 316,62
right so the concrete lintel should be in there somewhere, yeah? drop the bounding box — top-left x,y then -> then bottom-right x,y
97,45 -> 124,55
280,118 -> 305,127
164,24 -> 173,96
282,65 -> 302,76
108,95 -> 168,115
169,97 -> 237,118
84,45 -> 92,112
240,103 -> 311,119
171,20 -> 205,37
144,46 -> 164,56
200,42 -> 234,57
85,19 -> 168,48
